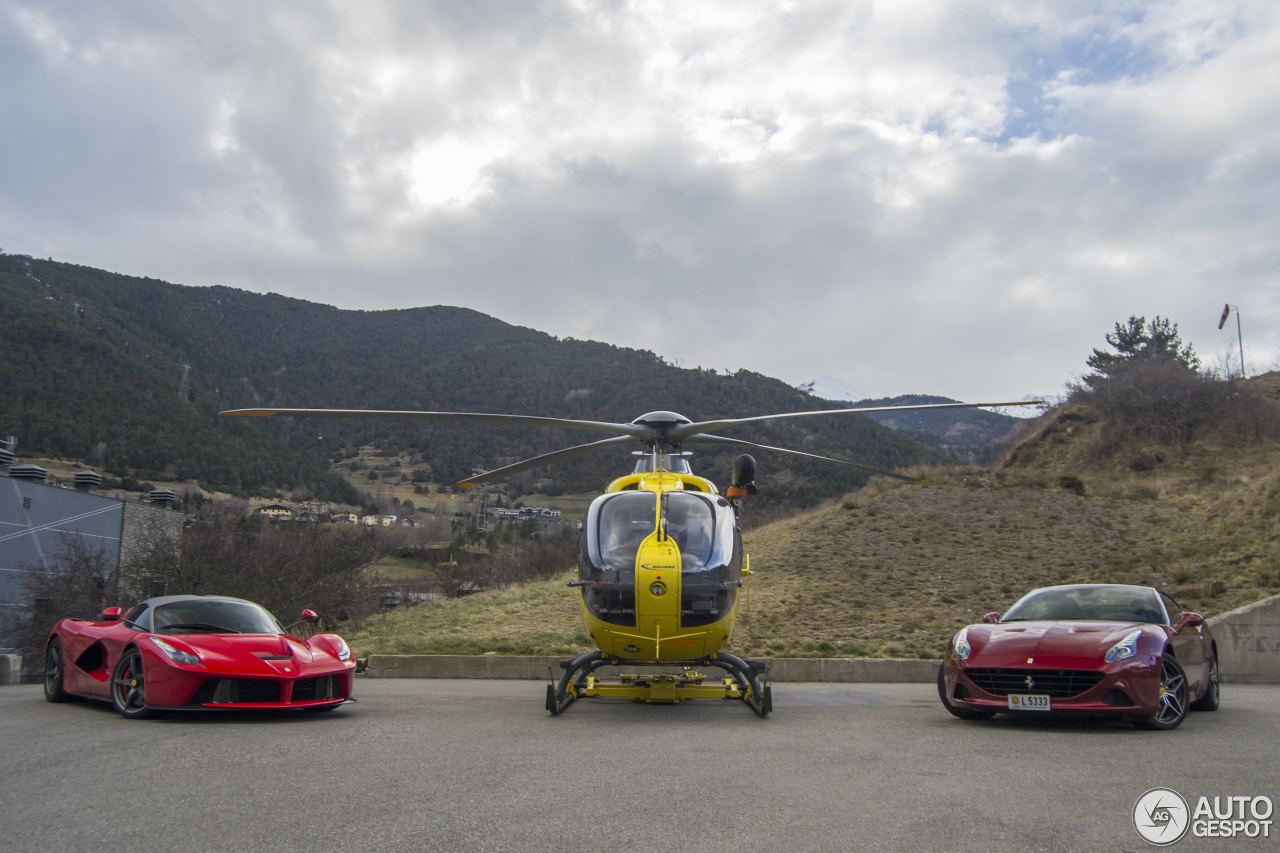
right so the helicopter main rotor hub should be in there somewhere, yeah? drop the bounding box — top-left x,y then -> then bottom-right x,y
631,411 -> 692,432
631,411 -> 692,450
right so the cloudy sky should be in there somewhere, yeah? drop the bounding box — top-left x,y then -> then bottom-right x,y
2,0 -> 1277,404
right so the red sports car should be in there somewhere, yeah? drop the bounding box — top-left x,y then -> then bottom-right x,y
938,584 -> 1219,730
43,594 -> 356,718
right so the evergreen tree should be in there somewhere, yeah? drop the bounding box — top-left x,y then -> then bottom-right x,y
1085,315 -> 1199,386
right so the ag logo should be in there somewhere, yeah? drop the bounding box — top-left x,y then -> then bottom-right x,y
1133,788 -> 1190,846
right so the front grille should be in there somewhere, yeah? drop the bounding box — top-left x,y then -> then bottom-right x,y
291,676 -> 339,702
965,668 -> 1104,698
193,678 -> 283,704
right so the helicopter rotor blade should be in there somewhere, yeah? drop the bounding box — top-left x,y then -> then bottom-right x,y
219,408 -> 655,439
684,435 -> 941,486
667,400 -> 1043,442
455,435 -> 638,488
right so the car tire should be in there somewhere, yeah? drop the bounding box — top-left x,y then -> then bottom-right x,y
110,647 -> 153,719
1190,650 -> 1220,712
937,665 -> 996,721
44,637 -> 70,703
1135,655 -> 1189,730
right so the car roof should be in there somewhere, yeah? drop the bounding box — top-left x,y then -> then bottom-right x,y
1022,583 -> 1156,596
136,594 -> 261,609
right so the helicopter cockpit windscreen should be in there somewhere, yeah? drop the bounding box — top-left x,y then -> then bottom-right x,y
579,490 -> 740,628
597,492 -> 656,571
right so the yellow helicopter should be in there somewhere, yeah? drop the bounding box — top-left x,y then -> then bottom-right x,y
221,400 -> 1036,716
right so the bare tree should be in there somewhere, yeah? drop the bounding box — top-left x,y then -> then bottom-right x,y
2,535 -> 118,678
123,505 -> 387,630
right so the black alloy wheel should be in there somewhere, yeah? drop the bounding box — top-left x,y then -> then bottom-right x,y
44,638 -> 69,703
937,665 -> 996,721
1191,650 -> 1220,712
111,647 -> 153,719
1135,655 -> 1189,730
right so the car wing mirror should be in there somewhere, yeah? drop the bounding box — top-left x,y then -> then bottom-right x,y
982,612 -> 1000,624
285,609 -> 321,631
1174,612 -> 1204,632
100,606 -> 123,622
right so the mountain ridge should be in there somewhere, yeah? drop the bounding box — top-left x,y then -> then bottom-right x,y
2,253 -> 949,507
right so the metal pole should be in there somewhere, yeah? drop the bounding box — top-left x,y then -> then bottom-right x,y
1235,306 -> 1245,377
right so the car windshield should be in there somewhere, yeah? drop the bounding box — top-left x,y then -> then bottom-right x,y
1002,586 -> 1167,625
152,599 -> 284,634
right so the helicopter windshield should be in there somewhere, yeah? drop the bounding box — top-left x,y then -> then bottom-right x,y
579,489 -> 742,629
584,491 -> 734,574
596,492 -> 657,571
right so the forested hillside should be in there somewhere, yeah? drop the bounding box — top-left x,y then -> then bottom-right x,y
1,253 -> 945,505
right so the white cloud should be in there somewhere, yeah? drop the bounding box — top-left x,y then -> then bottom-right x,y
2,0 -> 1278,401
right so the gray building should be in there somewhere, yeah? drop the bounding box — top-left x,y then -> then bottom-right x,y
0,442 -> 183,646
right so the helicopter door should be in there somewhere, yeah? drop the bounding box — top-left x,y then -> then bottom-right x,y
665,492 -> 740,628
579,492 -> 657,627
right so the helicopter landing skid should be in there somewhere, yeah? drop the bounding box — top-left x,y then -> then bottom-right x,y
546,650 -> 771,717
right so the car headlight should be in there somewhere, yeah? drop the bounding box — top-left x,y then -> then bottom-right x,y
152,637 -> 201,666
1105,629 -> 1143,663
334,636 -> 351,662
953,627 -> 972,661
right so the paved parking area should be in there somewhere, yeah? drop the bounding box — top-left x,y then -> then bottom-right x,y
2,680 -> 1277,852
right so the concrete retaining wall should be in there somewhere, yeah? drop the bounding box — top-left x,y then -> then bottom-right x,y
362,654 -> 940,682
358,593 -> 1280,684
0,654 -> 20,686
364,655 -> 560,680
1208,593 -> 1280,684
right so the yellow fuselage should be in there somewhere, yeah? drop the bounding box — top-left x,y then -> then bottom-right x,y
579,470 -> 745,662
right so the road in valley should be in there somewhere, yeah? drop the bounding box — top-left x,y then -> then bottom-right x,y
2,679 -> 1277,852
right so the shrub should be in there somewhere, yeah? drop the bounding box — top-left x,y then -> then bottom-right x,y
1069,360 -> 1279,450
1058,474 -> 1087,496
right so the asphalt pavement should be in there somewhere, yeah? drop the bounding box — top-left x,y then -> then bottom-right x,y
1,679 -> 1277,853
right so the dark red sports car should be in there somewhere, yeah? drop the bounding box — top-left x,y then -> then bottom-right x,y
938,584 -> 1219,730
43,594 -> 356,718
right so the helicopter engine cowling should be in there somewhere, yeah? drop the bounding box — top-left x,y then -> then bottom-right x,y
728,454 -> 758,498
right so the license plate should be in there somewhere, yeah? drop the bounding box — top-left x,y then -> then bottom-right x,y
1007,693 -> 1051,711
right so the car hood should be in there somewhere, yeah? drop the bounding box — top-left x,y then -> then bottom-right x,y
161,632 -> 320,673
968,621 -> 1154,666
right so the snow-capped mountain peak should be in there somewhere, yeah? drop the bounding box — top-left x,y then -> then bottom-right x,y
797,375 -> 868,403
